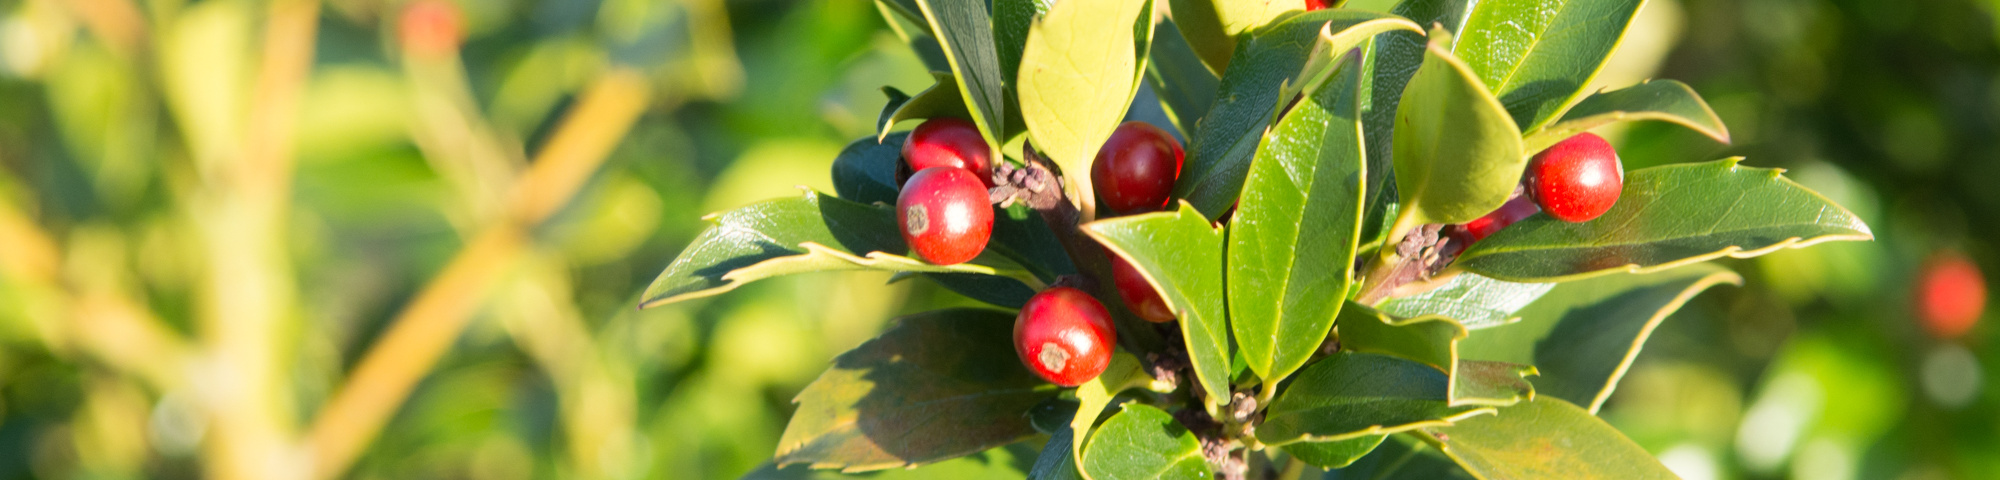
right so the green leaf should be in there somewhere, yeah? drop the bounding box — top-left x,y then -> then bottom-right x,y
1226,52 -> 1366,385
1163,0 -> 1297,73
640,192 -> 1036,308
1387,26 -> 1525,239
1028,425 -> 1085,480
1176,11 -> 1421,219
875,0 -> 953,72
1030,398 -> 1082,435
1084,203 -> 1231,413
832,133 -> 907,206
1081,404 -> 1210,480
1455,0 -> 1647,131
1450,360 -> 1537,408
1358,0 -> 1482,231
1066,353 -> 1165,480
994,0 -> 1055,90
1334,302 -> 1464,375
776,309 -> 1056,471
1378,273 -> 1553,330
1147,19 -> 1220,134
1017,0 -> 1150,206
1322,434 -> 1476,480
876,73 -> 975,141
1522,79 -> 1730,153
747,443 -> 1038,479
916,0 -> 1008,150
1424,397 -> 1677,480
1455,158 -> 1875,282
1258,353 -> 1494,445
1284,435 -> 1386,470
1458,263 -> 1742,412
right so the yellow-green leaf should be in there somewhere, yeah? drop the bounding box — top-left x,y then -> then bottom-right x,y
1424,397 -> 1677,480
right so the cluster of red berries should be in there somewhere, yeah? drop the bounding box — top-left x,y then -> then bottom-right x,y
894,118 -> 1187,386
1449,132 -> 1626,246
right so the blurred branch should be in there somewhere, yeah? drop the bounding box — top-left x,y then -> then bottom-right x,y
498,258 -> 639,479
305,68 -> 651,480
405,43 -> 524,222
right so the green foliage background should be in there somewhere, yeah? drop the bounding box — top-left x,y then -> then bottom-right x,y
0,0 -> 1993,478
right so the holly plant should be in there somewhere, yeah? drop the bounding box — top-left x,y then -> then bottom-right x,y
642,0 -> 1874,477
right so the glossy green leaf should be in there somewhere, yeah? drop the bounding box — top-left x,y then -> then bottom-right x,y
1084,203 -> 1230,413
1322,434 -> 1476,480
640,192 -> 1036,308
747,443 -> 1038,479
1523,79 -> 1729,153
1067,353 -> 1165,480
1018,0 -> 1150,205
1176,11 -> 1421,218
876,73 -> 974,141
831,133 -> 907,206
916,0 -> 1008,150
1259,353 -> 1494,445
1458,263 -> 1741,412
1334,302 -> 1464,375
1388,26 -> 1525,240
1147,19 -> 1220,134
1456,0 -> 1647,131
1164,0 -> 1296,73
1284,435 -> 1386,470
1456,158 -> 1875,282
1359,0 -> 1483,224
1450,360 -> 1537,408
1081,404 -> 1210,480
1028,425 -> 1084,480
1227,53 -> 1366,385
775,309 -> 1056,471
1424,397 -> 1677,480
1378,273 -> 1553,330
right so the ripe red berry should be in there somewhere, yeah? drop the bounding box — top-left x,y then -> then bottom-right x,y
1525,132 -> 1623,223
399,0 -> 462,59
1015,287 -> 1118,386
1916,252 -> 1986,340
1108,249 -> 1175,323
1092,122 -> 1185,215
902,117 -> 994,187
1304,0 -> 1330,10
898,167 -> 993,265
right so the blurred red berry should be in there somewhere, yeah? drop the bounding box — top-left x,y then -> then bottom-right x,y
399,0 -> 462,59
1917,252 -> 1986,340
1305,0 -> 1330,10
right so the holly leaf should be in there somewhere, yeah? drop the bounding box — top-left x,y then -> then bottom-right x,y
1455,158 -> 1875,283
832,133 -> 907,206
1423,397 -> 1677,479
1227,50 -> 1366,386
775,309 -> 1057,471
1522,79 -> 1729,154
915,0 -> 1007,151
1258,353 -> 1495,445
1387,25 -> 1525,241
1147,19 -> 1220,134
1333,304 -> 1534,407
1027,425 -> 1084,480
1378,273 -> 1553,330
1065,353 -> 1165,480
747,443 -> 1038,479
1163,0 -> 1297,73
1080,404 -> 1210,480
1455,0 -> 1648,131
1017,0 -> 1151,206
1458,263 -> 1741,412
1176,11 -> 1421,219
1359,0 -> 1485,229
1283,435 -> 1387,470
877,73 -> 975,141
1084,203 -> 1230,413
640,192 -> 1038,308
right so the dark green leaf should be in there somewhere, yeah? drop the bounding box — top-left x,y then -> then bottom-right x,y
1378,273 -> 1553,330
1523,79 -> 1730,153
1387,26 -> 1524,240
1028,426 -> 1085,480
1147,19 -> 1220,134
1321,434 -> 1475,480
1030,398 -> 1081,435
1084,203 -> 1230,412
1259,353 -> 1493,445
1455,158 -> 1875,282
831,133 -> 907,206
1081,404 -> 1209,480
1458,263 -> 1741,412
1176,11 -> 1420,219
776,309 -> 1056,471
877,88 -> 914,136
1425,397 -> 1677,479
640,192 -> 1036,308
1018,0 -> 1150,204
1285,435 -> 1386,470
990,213 -> 1078,282
877,73 -> 975,141
747,443 -> 1039,479
1227,52 -> 1366,385
1456,0 -> 1647,131
916,0 -> 1008,149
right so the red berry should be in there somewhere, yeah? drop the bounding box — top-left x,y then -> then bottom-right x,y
1917,252 -> 1986,340
1525,132 -> 1623,223
1015,287 -> 1117,386
1108,249 -> 1175,323
1304,0 -> 1330,10
898,167 -> 993,265
902,118 -> 994,187
1461,191 -> 1541,242
1092,122 -> 1185,215
399,0 -> 462,59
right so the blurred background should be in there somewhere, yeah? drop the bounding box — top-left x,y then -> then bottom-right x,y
0,0 -> 1993,478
